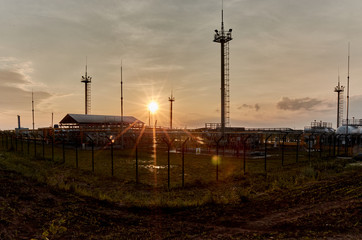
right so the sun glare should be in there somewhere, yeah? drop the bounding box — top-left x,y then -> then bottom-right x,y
148,101 -> 159,114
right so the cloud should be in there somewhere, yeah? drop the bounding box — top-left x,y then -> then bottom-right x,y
0,68 -> 52,112
141,64 -> 184,72
238,103 -> 261,112
0,70 -> 29,85
277,97 -> 322,111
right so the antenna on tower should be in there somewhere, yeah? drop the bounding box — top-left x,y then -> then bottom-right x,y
32,90 -> 35,130
81,57 -> 92,115
221,0 -> 224,30
168,91 -> 175,129
214,0 -> 232,137
120,61 -> 124,149
346,43 -> 350,134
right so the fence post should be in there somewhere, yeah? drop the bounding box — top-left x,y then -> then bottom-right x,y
243,135 -> 250,174
15,133 -> 18,152
75,140 -> 78,168
27,135 -> 30,154
10,133 -> 13,151
338,135 -> 341,156
135,146 -> 138,184
163,137 -> 175,189
111,141 -> 114,177
215,136 -> 223,181
20,134 -> 23,153
5,133 -> 8,151
91,141 -> 94,173
181,138 -> 189,188
51,134 -> 54,161
264,134 -> 272,172
236,138 -> 240,158
62,139 -> 65,164
130,128 -> 144,184
167,142 -> 170,188
296,133 -> 302,163
328,134 -> 332,158
308,134 -> 314,164
319,134 -> 324,159
216,141 -> 219,181
281,134 -> 288,166
333,134 -> 336,157
105,136 -> 115,177
42,135 -> 45,159
33,134 -> 37,158
345,134 -> 349,156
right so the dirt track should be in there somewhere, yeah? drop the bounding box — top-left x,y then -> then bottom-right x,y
0,166 -> 361,239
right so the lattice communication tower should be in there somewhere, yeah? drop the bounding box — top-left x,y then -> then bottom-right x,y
168,91 -> 175,129
214,8 -> 232,135
334,77 -> 344,128
81,64 -> 92,115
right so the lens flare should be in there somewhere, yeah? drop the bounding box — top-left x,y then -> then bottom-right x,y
211,155 -> 221,166
148,101 -> 159,114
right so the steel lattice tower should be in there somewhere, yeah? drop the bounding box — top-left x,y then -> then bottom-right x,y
81,63 -> 92,115
334,74 -> 344,128
214,7 -> 232,136
169,91 -> 175,129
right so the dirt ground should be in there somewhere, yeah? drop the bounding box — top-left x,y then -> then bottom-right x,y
0,165 -> 361,239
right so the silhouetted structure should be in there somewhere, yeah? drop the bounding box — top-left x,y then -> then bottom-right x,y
59,114 -> 143,130
334,74 -> 344,128
346,44 -> 350,134
169,91 -> 175,129
120,62 -> 124,148
214,6 -> 232,137
81,62 -> 92,115
32,91 -> 35,130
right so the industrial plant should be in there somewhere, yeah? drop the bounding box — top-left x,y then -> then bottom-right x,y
2,6 -> 362,160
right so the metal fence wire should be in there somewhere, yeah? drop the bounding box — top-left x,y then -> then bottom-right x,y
0,129 -> 360,188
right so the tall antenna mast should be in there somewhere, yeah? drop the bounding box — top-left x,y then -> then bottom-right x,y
32,90 -> 35,130
120,61 -> 124,149
168,91 -> 175,129
81,57 -> 92,115
334,67 -> 344,128
346,43 -> 350,134
214,0 -> 232,137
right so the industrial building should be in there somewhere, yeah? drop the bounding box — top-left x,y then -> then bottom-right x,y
58,113 -> 144,147
59,113 -> 144,130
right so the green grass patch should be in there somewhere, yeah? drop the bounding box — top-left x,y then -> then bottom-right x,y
0,141 -> 360,208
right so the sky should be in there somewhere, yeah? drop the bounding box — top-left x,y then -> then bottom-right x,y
1,0 -> 362,130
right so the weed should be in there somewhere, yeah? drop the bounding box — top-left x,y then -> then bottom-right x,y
0,145 -> 359,208
41,216 -> 67,239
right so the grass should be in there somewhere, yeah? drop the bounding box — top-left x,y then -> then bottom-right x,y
0,139 -> 359,208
